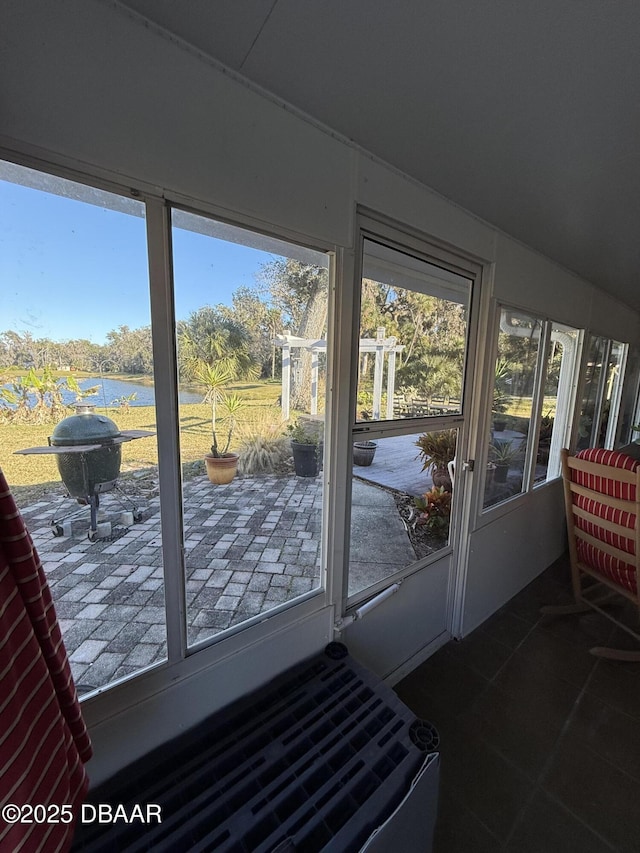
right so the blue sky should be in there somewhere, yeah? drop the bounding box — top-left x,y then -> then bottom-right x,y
0,178 -> 275,344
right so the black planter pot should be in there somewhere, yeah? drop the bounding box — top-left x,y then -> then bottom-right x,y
291,441 -> 321,477
494,462 -> 509,483
353,440 -> 377,466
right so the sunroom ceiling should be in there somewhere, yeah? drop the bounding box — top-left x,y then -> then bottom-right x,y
119,0 -> 640,313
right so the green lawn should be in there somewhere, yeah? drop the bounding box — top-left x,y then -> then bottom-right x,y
504,396 -> 558,418
1,380 -> 283,490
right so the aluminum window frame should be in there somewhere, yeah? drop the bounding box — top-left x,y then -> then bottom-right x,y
479,302 -> 583,517
0,147 -> 340,719
342,212 -> 483,613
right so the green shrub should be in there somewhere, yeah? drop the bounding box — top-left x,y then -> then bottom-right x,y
237,435 -> 292,475
414,486 -> 451,535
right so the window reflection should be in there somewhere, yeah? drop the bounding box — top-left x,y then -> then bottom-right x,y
577,336 -> 627,450
578,335 -> 606,450
484,310 -> 542,508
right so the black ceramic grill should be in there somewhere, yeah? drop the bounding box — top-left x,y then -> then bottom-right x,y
16,405 -> 154,539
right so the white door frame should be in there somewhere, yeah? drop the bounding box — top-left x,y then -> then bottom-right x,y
337,210 -> 488,643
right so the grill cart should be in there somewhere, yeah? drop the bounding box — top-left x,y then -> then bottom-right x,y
16,405 -> 155,541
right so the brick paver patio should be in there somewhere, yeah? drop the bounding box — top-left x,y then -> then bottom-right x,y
18,435 -> 430,696
20,473 -> 323,695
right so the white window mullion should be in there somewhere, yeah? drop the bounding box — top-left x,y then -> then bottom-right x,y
145,199 -> 187,664
592,338 -> 612,448
605,342 -> 628,449
523,321 -> 551,490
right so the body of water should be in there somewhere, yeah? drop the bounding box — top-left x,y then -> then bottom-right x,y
2,376 -> 204,409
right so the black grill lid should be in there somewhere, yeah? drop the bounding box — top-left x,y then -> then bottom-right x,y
50,405 -> 120,447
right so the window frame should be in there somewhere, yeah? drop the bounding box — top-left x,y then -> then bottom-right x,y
166,200 -> 334,651
478,302 -> 583,518
0,148 -> 340,716
341,213 -> 483,612
571,332 -> 629,452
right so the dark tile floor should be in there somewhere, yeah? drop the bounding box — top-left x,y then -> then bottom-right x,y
395,554 -> 640,853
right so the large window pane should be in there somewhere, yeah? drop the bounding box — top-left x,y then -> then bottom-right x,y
577,334 -> 606,449
171,210 -> 329,646
577,336 -> 627,450
346,239 -> 472,601
0,160 -> 166,695
349,429 -> 456,599
484,310 -> 542,508
356,239 -> 470,423
348,236 -> 471,601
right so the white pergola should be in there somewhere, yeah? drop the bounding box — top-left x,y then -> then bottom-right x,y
274,327 -> 404,420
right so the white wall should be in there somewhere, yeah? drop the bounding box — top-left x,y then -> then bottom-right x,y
462,481 -> 566,635
3,0 -> 352,248
3,0 -> 639,782
341,555 -> 451,681
493,233 -> 592,327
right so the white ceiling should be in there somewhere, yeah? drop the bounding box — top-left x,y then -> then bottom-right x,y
119,0 -> 640,311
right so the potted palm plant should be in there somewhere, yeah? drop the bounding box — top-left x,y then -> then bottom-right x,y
415,429 -> 457,491
196,361 -> 245,484
536,411 -> 555,463
490,439 -> 520,483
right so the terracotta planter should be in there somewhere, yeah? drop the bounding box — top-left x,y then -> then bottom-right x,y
204,453 -> 239,485
431,465 -> 452,491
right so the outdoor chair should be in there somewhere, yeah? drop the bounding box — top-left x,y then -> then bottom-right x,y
543,447 -> 640,660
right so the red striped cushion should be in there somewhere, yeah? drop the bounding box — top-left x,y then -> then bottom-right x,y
0,469 -> 92,853
574,448 -> 639,499
576,539 -> 637,593
573,495 -> 635,554
571,449 -> 639,594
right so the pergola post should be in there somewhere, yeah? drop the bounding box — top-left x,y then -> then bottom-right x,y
372,327 -> 385,420
386,346 -> 396,420
275,331 -> 403,422
310,348 -> 318,415
281,342 -> 291,421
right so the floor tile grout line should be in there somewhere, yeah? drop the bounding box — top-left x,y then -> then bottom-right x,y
534,790 -> 619,852
500,652 -> 604,850
438,782 -> 504,849
487,617 -> 539,686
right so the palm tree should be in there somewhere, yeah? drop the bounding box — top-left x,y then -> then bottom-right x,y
178,309 -> 259,384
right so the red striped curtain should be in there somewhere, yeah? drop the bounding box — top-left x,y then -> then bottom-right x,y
0,469 -> 92,853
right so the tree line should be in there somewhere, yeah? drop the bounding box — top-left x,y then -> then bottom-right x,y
1,256 -> 474,412
0,259 -> 330,411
